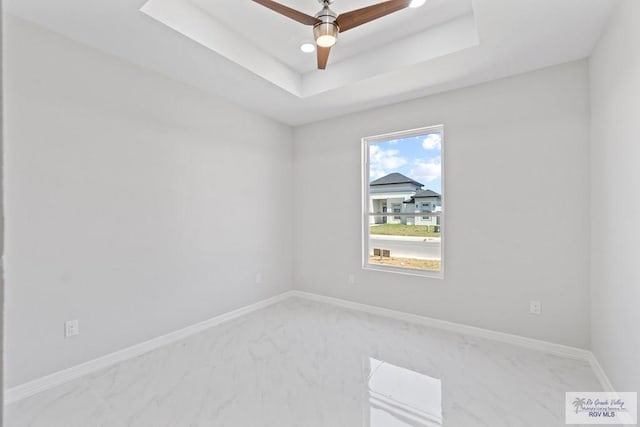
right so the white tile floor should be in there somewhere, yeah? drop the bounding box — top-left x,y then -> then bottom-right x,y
6,297 -> 602,426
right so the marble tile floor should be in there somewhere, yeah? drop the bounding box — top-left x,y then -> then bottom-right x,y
6,297 -> 603,426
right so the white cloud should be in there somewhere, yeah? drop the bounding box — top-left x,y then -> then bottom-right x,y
369,145 -> 407,179
370,169 -> 388,180
422,134 -> 442,150
410,159 -> 441,183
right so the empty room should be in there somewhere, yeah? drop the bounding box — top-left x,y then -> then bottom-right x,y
1,0 -> 639,425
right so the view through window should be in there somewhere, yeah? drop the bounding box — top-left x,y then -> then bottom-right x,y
363,126 -> 444,276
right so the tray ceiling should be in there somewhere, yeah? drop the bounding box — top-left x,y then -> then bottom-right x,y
140,0 -> 479,97
6,0 -> 617,125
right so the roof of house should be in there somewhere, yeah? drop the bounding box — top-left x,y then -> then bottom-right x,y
370,173 -> 423,187
413,189 -> 441,198
403,189 -> 441,204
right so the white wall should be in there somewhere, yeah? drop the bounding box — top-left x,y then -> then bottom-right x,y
4,17 -> 293,387
589,0 -> 640,392
294,61 -> 591,348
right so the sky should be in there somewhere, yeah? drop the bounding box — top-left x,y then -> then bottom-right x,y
369,132 -> 442,193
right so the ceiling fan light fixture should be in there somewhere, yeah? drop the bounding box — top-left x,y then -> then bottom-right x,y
316,35 -> 337,47
409,0 -> 426,7
314,22 -> 338,47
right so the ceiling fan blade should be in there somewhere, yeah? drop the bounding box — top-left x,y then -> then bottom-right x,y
252,0 -> 321,26
317,45 -> 332,70
335,0 -> 411,32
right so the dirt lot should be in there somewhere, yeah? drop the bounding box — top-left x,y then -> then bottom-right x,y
369,256 -> 441,271
370,224 -> 440,238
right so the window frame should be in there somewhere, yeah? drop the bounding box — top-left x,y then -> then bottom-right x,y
361,125 -> 445,279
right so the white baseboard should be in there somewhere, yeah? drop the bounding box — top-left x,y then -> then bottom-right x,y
290,291 -> 593,359
290,291 -> 591,360
5,289 -> 615,405
290,291 -> 616,393
587,353 -> 615,392
4,291 -> 295,405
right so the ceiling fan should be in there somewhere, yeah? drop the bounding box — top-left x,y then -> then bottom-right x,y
252,0 -> 420,70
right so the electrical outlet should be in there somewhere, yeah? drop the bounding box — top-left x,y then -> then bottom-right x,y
347,274 -> 356,285
255,273 -> 262,284
65,320 -> 80,338
529,300 -> 541,315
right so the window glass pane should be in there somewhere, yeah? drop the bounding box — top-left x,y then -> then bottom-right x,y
366,128 -> 443,274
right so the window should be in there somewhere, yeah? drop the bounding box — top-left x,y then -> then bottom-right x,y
392,204 -> 402,220
421,203 -> 431,220
362,125 -> 444,277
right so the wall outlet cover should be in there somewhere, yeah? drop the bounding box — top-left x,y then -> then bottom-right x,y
65,320 -> 80,338
529,300 -> 542,315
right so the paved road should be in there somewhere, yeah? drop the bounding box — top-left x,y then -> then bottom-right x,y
370,237 -> 440,260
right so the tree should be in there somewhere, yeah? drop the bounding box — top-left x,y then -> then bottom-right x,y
572,398 -> 586,414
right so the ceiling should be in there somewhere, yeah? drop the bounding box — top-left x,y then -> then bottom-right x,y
140,0 -> 478,97
6,0 -> 616,125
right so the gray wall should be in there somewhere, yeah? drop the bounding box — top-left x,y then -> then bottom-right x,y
293,60 -> 591,348
589,0 -> 640,392
4,17 -> 293,387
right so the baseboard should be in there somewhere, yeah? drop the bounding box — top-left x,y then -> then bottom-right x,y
6,289 -> 615,405
587,353 -> 615,392
291,291 -> 619,393
290,290 -> 592,361
4,291 -> 295,405
585,355 -> 630,426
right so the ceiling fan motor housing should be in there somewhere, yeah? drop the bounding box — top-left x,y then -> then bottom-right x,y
314,5 -> 339,46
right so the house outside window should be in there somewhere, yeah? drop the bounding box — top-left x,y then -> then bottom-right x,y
421,202 -> 431,220
392,204 -> 402,220
362,125 -> 444,277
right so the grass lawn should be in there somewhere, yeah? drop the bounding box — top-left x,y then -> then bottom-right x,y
370,256 -> 441,271
370,223 -> 441,238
